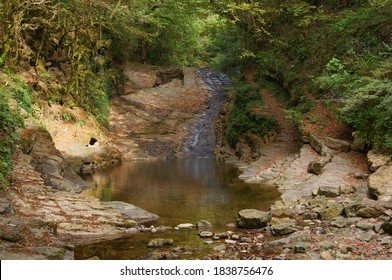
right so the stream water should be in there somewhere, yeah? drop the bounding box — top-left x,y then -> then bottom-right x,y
75,69 -> 281,260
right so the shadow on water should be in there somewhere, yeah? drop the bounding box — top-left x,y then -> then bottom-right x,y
77,158 -> 281,259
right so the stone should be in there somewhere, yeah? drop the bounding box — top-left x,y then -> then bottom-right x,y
124,228 -> 138,234
196,220 -> 212,229
204,241 -> 213,245
303,211 -> 319,220
231,234 -> 240,240
381,222 -> 392,235
214,232 -> 229,239
317,186 -> 340,198
199,231 -> 214,238
176,223 -> 195,229
373,223 -> 384,233
307,156 -> 332,175
214,244 -> 226,252
270,217 -> 297,236
331,217 -> 349,228
367,150 -> 390,172
294,242 -> 308,253
322,137 -> 350,152
147,238 -> 174,248
359,232 -> 375,242
237,209 -> 271,229
308,134 -> 323,154
368,164 -> 392,201
319,241 -> 335,250
0,198 -> 12,214
321,251 -> 334,260
380,237 -> 391,245
338,244 -> 352,254
319,202 -> 343,220
225,239 -> 237,245
356,206 -> 384,218
356,221 -> 373,230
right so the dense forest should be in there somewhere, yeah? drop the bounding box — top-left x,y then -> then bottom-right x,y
1,0 -> 391,186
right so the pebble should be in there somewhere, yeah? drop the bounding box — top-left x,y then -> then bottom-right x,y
177,223 -> 195,229
225,239 -> 237,245
214,244 -> 226,252
199,231 -> 214,238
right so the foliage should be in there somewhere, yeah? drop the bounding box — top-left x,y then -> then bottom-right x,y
0,71 -> 26,187
226,82 -> 278,148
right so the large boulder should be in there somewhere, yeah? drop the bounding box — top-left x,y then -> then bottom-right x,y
368,164 -> 392,201
367,150 -> 390,172
322,137 -> 351,152
307,156 -> 332,175
270,217 -> 297,236
237,209 -> 271,229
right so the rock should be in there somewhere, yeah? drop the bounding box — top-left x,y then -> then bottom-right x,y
303,211 -> 319,220
294,242 -> 308,253
308,134 -> 323,154
381,222 -> 392,235
270,217 -> 297,236
225,239 -> 237,245
356,221 -> 373,230
321,251 -> 334,260
231,234 -> 240,240
199,231 -> 214,238
367,150 -> 390,172
380,237 -> 391,245
196,220 -> 212,229
356,205 -> 384,219
147,238 -> 174,248
368,164 -> 392,201
319,241 -> 335,250
237,209 -> 271,229
338,244 -> 352,254
124,228 -> 138,234
319,202 -> 343,220
317,186 -> 340,197
0,198 -> 12,214
214,244 -> 226,252
351,132 -> 366,152
204,240 -> 214,245
104,201 -> 159,222
214,232 -> 229,239
307,156 -> 332,175
177,223 -> 195,229
373,223 -> 383,233
307,196 -> 328,209
322,137 -> 350,152
359,232 -> 375,242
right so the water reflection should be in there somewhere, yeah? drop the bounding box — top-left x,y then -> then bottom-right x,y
82,158 -> 281,228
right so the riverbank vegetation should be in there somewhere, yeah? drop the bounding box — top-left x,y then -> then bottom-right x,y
1,0 -> 391,186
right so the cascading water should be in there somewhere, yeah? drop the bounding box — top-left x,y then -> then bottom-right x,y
182,69 -> 229,157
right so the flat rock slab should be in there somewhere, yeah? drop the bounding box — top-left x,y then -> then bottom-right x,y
237,209 -> 271,229
103,201 -> 159,222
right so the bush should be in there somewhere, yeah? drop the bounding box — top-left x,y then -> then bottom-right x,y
226,82 -> 279,148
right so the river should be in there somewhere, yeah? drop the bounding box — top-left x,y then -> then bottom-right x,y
75,69 -> 281,259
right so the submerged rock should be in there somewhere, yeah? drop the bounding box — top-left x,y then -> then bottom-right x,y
147,238 -> 174,248
237,209 -> 271,229
197,220 -> 212,229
